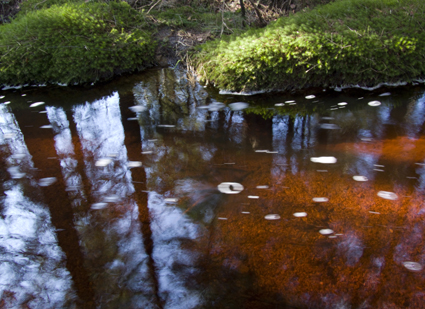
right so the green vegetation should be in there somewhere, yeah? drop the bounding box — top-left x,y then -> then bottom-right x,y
192,0 -> 425,92
0,1 -> 155,86
150,5 -> 246,36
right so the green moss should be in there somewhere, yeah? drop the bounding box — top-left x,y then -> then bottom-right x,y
0,1 -> 156,86
192,0 -> 425,92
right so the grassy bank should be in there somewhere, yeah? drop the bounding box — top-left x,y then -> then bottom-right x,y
0,1 -> 155,86
192,0 -> 425,92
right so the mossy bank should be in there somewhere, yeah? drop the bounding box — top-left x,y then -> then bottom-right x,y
192,0 -> 425,92
0,1 -> 155,86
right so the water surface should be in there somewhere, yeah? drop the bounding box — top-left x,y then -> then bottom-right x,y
1,69 -> 425,308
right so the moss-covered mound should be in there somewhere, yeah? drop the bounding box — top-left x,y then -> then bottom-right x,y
193,0 -> 425,92
0,1 -> 155,86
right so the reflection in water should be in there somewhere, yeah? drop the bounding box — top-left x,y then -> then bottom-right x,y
1,69 -> 425,308
71,93 -> 158,307
0,104 -> 77,308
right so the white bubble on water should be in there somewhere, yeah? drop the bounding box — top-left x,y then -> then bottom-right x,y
164,198 -> 178,203
229,102 -> 249,111
320,123 -> 340,130
379,92 -> 391,96
337,102 -> 348,106
39,177 -> 57,187
103,195 -> 120,203
265,214 -> 281,220
285,100 -> 296,103
368,101 -> 381,106
40,125 -> 53,129
0,96 -> 4,99
319,229 -> 334,235
402,261 -> 423,272
217,182 -> 244,194
129,105 -> 146,113
95,158 -> 112,167
241,211 -> 250,214
248,195 -> 259,199
128,161 -> 142,168
310,156 -> 337,164
353,176 -> 368,182
256,185 -> 269,189
29,102 -> 45,107
293,212 -> 307,217
4,133 -> 16,139
305,95 -> 316,99
377,191 -> 398,200
313,197 -> 328,202
91,203 -> 108,210
275,103 -> 285,106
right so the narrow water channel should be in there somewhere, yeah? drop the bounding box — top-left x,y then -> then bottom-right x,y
1,68 -> 425,308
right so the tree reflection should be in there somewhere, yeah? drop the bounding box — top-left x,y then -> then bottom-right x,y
0,104 -> 78,308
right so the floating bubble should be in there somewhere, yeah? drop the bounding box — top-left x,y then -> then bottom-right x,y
0,96 -> 4,99
4,133 -> 16,139
310,156 -> 337,164
91,203 -> 108,210
402,261 -> 423,272
7,166 -> 25,179
157,124 -> 175,128
379,92 -> 391,96
377,191 -> 398,200
329,235 -> 337,238
373,169 -> 384,172
229,102 -> 249,111
21,94 -> 26,96
128,161 -> 142,168
3,101 -> 11,105
248,195 -> 259,199
30,102 -> 45,107
207,102 -> 225,111
285,100 -> 296,103
241,211 -> 250,214
40,125 -> 53,129
266,150 -> 278,154
275,103 -> 285,106
164,198 -> 178,203
320,123 -> 340,130
142,151 -> 153,154
368,101 -> 381,106
374,164 -> 384,167
361,137 -> 372,142
255,150 -> 268,153
95,158 -> 112,167
337,102 -> 348,106
256,185 -> 269,189
39,177 -> 57,187
319,229 -> 334,235
129,105 -> 146,113
217,182 -> 244,194
12,153 -> 26,159
313,197 -> 328,202
127,117 -> 138,121
353,175 -> 368,182
39,111 -> 47,114
305,95 -> 316,99
218,217 -> 228,220
103,195 -> 119,203
293,212 -> 307,217
265,214 -> 281,220
369,211 -> 380,214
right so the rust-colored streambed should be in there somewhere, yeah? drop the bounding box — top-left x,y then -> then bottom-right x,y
1,69 -> 425,308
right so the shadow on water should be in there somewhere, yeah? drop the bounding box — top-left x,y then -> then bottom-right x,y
1,68 -> 425,308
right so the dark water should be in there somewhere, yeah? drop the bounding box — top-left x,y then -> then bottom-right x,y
1,69 -> 425,308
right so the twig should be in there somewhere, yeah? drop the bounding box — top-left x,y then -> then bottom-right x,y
147,0 -> 162,14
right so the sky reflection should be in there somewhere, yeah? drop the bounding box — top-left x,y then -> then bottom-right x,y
1,70 -> 425,308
